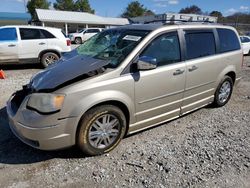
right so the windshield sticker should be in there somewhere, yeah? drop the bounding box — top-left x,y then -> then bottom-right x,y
123,35 -> 142,41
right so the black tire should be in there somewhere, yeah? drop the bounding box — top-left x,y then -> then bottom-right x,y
41,52 -> 59,68
74,37 -> 82,44
213,76 -> 233,107
77,105 -> 126,156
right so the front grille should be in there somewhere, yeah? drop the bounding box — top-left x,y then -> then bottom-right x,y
11,85 -> 32,115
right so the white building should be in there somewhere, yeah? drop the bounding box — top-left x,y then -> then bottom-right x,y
35,9 -> 129,35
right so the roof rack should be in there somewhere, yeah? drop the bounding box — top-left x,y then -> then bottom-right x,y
130,13 -> 217,24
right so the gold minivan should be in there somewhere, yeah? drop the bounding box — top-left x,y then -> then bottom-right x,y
7,23 -> 242,156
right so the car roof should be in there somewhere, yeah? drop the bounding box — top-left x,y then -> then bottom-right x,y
110,22 -> 233,32
0,25 -> 61,31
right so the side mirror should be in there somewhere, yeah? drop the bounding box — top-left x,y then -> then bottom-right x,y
137,56 -> 157,70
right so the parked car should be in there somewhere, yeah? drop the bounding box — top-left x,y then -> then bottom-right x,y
69,28 -> 103,44
240,36 -> 250,55
0,25 -> 71,67
7,23 -> 242,156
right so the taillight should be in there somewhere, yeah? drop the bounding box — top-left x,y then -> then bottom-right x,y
66,39 -> 71,46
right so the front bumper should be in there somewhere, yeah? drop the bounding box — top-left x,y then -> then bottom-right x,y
7,92 -> 78,150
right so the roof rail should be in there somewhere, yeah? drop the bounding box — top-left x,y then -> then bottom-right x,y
130,13 -> 217,24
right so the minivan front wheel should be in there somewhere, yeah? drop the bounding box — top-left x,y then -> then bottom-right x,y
77,105 -> 126,156
41,52 -> 59,68
213,76 -> 233,107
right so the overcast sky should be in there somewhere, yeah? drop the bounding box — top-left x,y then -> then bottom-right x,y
0,0 -> 249,17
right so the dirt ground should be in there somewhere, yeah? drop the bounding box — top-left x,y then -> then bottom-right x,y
0,57 -> 249,188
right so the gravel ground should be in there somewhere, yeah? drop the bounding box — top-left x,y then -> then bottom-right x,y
0,57 -> 250,188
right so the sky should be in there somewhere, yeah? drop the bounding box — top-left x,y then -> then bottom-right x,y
0,0 -> 249,17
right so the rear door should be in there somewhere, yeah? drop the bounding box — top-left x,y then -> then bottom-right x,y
18,28 -> 48,60
181,29 -> 218,114
0,27 -> 19,63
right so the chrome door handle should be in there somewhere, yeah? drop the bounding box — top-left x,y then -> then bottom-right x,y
8,44 -> 16,47
39,42 -> 46,45
173,69 -> 185,76
188,65 -> 198,72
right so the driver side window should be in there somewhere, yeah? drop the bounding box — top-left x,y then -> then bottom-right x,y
140,31 -> 181,67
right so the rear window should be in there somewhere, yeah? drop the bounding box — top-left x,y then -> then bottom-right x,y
185,31 -> 216,60
217,28 -> 241,53
0,28 -> 17,41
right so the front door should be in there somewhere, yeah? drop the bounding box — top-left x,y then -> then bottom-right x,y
0,27 -> 18,63
132,31 -> 186,132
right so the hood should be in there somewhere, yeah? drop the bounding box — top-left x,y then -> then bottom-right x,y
31,49 -> 109,91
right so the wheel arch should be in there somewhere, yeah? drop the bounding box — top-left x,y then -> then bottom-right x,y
38,49 -> 61,62
76,100 -> 131,138
216,65 -> 237,88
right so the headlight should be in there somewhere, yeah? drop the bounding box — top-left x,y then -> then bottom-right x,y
27,93 -> 65,114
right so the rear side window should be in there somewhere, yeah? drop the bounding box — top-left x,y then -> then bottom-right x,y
40,29 -> 55,39
0,28 -> 17,41
140,31 -> 181,66
85,29 -> 100,33
20,28 -> 43,40
185,31 -> 216,60
217,28 -> 241,53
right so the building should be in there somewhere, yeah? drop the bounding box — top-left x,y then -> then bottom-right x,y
0,12 -> 31,26
35,9 -> 129,35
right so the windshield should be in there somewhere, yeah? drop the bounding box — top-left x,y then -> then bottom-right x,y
78,29 -> 85,33
77,29 -> 149,68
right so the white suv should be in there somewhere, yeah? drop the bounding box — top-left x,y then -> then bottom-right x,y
0,25 -> 71,67
69,28 -> 103,44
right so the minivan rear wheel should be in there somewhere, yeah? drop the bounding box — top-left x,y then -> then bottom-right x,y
41,52 -> 59,68
213,76 -> 233,107
77,105 -> 126,156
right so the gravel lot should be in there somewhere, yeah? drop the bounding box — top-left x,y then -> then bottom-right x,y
0,57 -> 250,188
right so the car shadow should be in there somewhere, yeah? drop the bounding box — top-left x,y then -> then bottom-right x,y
0,64 -> 42,70
0,107 -> 85,165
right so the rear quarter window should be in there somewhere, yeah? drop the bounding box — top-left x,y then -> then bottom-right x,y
217,28 -> 241,53
40,29 -> 56,39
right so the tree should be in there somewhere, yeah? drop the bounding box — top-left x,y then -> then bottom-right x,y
74,0 -> 95,14
144,10 -> 155,16
121,1 -> 154,18
209,11 -> 223,22
54,0 -> 75,11
209,11 -> 222,18
27,0 -> 50,20
179,5 -> 202,15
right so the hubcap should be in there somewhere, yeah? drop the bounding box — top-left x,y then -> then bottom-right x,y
218,81 -> 231,103
44,55 -> 58,66
88,114 -> 120,149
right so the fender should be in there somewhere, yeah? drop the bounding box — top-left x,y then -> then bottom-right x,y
215,65 -> 236,88
69,90 -> 135,125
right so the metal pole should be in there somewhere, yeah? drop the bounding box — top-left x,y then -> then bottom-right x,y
65,23 -> 68,35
